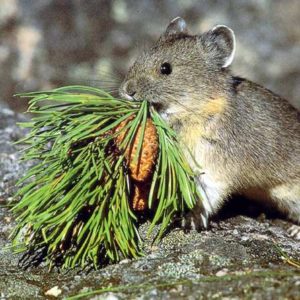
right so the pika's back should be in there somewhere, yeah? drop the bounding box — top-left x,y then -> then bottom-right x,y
231,78 -> 300,181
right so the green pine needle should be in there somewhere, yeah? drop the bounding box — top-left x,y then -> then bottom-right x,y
10,85 -> 203,268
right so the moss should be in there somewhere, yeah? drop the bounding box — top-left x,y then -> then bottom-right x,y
157,261 -> 198,279
208,254 -> 231,268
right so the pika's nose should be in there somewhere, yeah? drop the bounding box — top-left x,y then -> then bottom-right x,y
123,80 -> 137,98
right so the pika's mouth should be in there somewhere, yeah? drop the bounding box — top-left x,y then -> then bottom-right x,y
119,88 -> 167,113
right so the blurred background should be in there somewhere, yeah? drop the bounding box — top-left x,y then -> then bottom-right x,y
0,0 -> 299,111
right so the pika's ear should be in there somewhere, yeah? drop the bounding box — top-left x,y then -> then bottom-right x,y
160,17 -> 188,41
201,25 -> 236,68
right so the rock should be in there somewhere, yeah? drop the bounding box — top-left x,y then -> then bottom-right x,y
215,268 -> 229,277
45,286 -> 62,297
0,101 -> 29,201
0,102 -> 299,300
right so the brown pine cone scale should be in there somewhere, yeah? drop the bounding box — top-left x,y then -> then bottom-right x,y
115,117 -> 158,182
114,116 -> 159,211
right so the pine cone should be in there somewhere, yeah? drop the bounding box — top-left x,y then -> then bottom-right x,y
115,117 -> 158,182
114,116 -> 158,211
132,182 -> 150,211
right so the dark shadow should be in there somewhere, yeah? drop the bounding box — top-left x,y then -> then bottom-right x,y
213,194 -> 286,222
19,247 -> 48,270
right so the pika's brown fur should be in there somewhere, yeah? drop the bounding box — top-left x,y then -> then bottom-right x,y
120,17 -> 300,237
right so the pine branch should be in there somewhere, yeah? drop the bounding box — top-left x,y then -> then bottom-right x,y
10,85 -> 203,268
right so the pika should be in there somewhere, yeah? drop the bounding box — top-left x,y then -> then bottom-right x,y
120,17 -> 300,238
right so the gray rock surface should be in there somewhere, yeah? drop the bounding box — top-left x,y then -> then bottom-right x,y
0,100 -> 300,300
0,102 -> 28,202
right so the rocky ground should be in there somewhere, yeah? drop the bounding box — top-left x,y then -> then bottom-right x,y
0,103 -> 300,300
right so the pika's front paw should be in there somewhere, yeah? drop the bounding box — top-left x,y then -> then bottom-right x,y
181,206 -> 210,232
287,225 -> 300,240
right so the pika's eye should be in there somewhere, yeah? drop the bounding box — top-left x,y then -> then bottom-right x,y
160,62 -> 172,75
